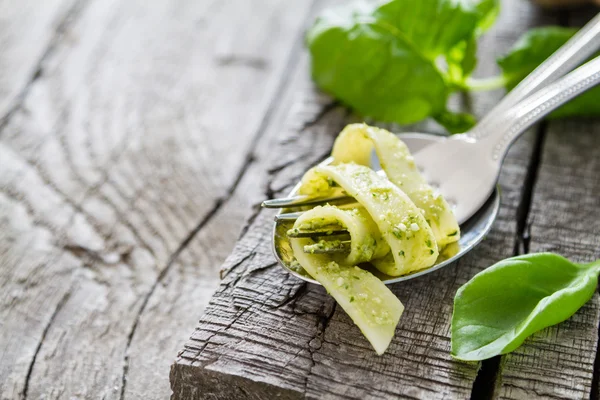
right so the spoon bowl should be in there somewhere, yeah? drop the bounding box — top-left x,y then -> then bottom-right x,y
272,133 -> 500,285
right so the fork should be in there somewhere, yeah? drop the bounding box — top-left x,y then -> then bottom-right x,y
417,54 -> 600,224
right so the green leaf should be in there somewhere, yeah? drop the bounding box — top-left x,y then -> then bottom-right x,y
473,0 -> 499,33
446,36 -> 478,87
434,110 -> 476,134
451,253 -> 600,361
374,0 -> 479,60
498,27 -> 577,89
306,0 -> 496,129
307,2 -> 449,125
498,26 -> 600,118
443,0 -> 497,87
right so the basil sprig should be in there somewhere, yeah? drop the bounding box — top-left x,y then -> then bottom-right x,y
307,0 -> 599,133
451,253 -> 600,361
306,0 -> 498,133
497,26 -> 600,119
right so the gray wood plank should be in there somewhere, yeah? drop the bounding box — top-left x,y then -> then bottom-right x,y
170,1 -> 547,396
121,1 -> 318,397
494,8 -> 600,400
0,0 -> 79,124
170,68 -> 533,400
497,119 -> 600,399
0,175 -> 81,399
0,0 -> 313,398
0,3 -> 81,397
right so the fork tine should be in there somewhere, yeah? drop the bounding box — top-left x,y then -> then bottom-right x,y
274,212 -> 304,221
287,228 -> 350,238
262,193 -> 350,209
304,240 -> 351,254
262,169 -> 387,209
275,213 -> 350,237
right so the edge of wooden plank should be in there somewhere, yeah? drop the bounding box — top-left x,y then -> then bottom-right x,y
170,1 -> 556,398
169,61 -> 538,400
0,0 -> 318,398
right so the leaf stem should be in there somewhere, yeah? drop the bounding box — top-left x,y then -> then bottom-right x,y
464,75 -> 508,92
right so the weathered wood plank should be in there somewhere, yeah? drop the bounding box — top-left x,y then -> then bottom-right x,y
170,69 -> 533,400
497,118 -> 600,399
493,8 -> 600,399
171,1 -> 547,396
0,159 -> 82,399
0,0 -> 79,124
0,0 -> 314,398
0,2 -> 82,397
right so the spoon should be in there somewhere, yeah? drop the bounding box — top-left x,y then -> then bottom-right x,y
416,55 -> 600,225
272,133 -> 500,285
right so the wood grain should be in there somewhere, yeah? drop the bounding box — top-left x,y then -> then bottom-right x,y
497,119 -> 600,399
170,1 -> 548,395
170,75 -> 533,400
0,0 -> 79,125
0,2 -> 82,397
490,8 -> 600,400
2,0 -> 598,398
0,0 -> 313,398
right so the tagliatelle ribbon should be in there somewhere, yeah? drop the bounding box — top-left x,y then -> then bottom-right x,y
288,123 -> 460,355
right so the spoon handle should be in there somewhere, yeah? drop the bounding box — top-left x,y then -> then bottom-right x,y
468,12 -> 600,139
482,55 -> 600,162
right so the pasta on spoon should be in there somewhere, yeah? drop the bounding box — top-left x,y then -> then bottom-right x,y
286,123 -> 460,354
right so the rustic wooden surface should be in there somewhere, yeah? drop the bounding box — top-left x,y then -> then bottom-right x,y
0,0 -> 313,398
172,2 -> 600,400
1,0 -> 598,399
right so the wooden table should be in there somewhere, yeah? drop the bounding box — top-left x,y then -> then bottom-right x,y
0,1 -> 598,399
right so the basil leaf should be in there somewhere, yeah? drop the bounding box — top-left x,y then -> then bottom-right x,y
445,0 -> 497,87
306,0 -> 495,129
451,253 -> 600,361
473,0 -> 499,33
446,36 -> 478,87
498,26 -> 600,118
307,3 -> 448,125
374,0 -> 479,60
498,27 -> 576,89
434,110 -> 476,133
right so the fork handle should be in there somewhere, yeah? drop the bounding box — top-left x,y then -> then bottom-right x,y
468,12 -> 600,140
481,55 -> 600,161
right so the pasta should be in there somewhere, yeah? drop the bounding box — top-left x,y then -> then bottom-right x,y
300,163 -> 439,276
286,123 -> 460,354
292,205 -> 389,266
332,124 -> 460,247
